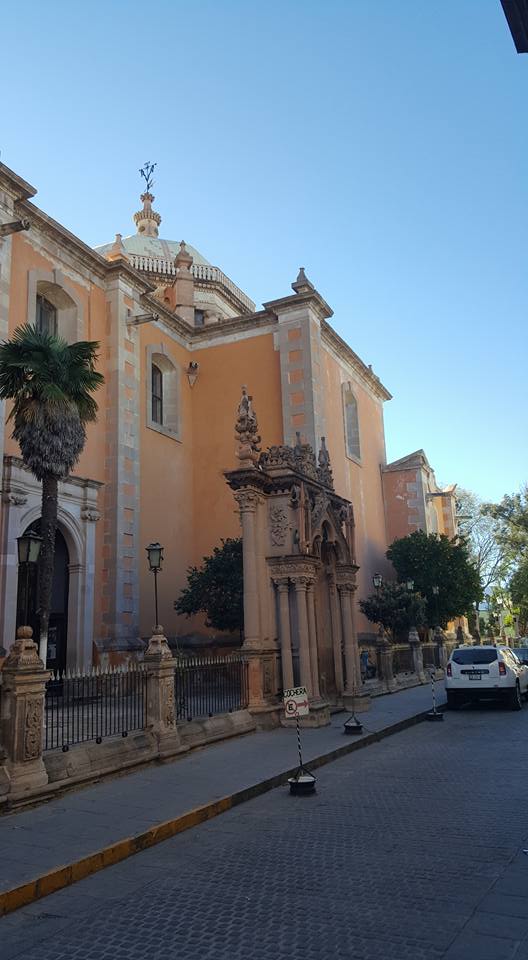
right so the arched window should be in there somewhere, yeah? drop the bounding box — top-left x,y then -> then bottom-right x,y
27,271 -> 82,343
36,294 -> 58,336
342,383 -> 361,461
146,346 -> 181,441
151,363 -> 163,425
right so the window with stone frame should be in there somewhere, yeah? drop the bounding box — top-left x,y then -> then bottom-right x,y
146,346 -> 181,441
343,383 -> 361,462
151,363 -> 163,425
36,294 -> 58,336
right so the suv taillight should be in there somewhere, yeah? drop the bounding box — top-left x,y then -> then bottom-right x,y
499,662 -> 507,676
446,663 -> 452,677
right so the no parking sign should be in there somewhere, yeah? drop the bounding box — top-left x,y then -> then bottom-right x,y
283,686 -> 310,718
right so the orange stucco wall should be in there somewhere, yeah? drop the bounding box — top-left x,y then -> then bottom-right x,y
320,347 -> 390,635
5,234 -> 108,640
137,330 -> 283,638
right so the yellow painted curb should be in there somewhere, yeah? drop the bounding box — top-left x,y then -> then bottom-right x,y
0,706 -> 438,917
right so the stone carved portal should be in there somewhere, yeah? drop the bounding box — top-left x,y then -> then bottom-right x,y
226,390 -> 362,718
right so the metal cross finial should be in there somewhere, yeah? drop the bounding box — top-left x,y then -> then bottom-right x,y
139,161 -> 156,192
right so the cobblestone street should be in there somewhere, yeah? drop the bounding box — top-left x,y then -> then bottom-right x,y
4,704 -> 528,959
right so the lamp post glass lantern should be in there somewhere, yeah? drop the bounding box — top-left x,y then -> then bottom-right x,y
16,529 -> 43,629
372,573 -> 382,591
146,542 -> 163,628
406,578 -> 414,592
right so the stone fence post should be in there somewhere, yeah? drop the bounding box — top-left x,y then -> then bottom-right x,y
409,627 -> 425,683
434,626 -> 448,671
0,627 -> 49,801
377,628 -> 396,693
144,627 -> 184,759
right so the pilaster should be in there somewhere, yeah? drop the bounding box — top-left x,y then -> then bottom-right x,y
101,275 -> 141,646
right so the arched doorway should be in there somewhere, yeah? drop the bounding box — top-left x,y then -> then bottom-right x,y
16,521 -> 70,672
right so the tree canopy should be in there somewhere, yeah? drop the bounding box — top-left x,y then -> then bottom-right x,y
0,325 -> 103,661
386,530 -> 482,627
174,538 -> 244,638
359,581 -> 426,639
456,488 -> 511,595
483,486 -> 528,559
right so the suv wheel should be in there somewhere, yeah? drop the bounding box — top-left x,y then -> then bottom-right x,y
509,682 -> 523,711
447,690 -> 459,710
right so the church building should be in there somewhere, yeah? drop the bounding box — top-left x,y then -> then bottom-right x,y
0,161 -> 457,699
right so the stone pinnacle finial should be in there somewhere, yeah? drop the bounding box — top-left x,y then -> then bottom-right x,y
317,436 -> 334,490
292,266 -> 315,294
175,240 -> 193,267
235,386 -> 261,467
105,233 -> 128,262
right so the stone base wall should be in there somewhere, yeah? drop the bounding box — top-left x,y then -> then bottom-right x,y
1,710 -> 256,810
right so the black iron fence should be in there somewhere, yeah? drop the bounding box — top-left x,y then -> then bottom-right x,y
422,643 -> 440,669
45,664 -> 147,752
174,654 -> 249,721
392,644 -> 414,676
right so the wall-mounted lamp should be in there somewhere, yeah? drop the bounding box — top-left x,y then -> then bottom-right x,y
187,361 -> 199,388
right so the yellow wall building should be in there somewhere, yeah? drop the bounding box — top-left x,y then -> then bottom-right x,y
0,162 -> 457,671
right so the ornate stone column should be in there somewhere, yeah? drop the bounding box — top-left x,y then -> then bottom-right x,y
338,583 -> 360,698
274,578 -> 294,692
144,627 -> 184,759
234,488 -> 261,650
0,627 -> 49,801
409,626 -> 425,683
293,578 -> 312,695
328,576 -> 345,697
306,580 -> 321,700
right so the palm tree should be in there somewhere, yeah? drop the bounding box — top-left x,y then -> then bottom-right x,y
0,325 -> 104,662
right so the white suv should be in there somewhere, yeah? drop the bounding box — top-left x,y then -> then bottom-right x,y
446,645 -> 528,710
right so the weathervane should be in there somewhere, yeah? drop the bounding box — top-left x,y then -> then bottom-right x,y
139,161 -> 156,193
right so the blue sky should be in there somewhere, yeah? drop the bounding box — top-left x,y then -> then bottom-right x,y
2,0 -> 526,502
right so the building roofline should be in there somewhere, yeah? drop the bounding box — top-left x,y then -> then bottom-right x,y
321,320 -> 392,401
0,163 -> 37,202
383,449 -> 430,472
501,0 -> 528,52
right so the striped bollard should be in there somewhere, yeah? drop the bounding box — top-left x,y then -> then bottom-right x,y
426,669 -> 444,722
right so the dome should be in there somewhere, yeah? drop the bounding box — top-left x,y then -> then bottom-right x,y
95,233 -> 211,267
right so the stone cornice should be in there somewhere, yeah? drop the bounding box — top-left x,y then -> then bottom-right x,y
3,456 -> 104,491
263,290 -> 333,321
321,320 -> 392,402
0,163 -> 37,203
191,310 -> 275,344
15,200 -> 110,281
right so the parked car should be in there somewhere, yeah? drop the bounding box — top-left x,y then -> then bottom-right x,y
445,645 -> 528,710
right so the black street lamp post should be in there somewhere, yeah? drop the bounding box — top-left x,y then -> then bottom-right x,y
432,585 -> 440,628
146,542 -> 164,628
16,529 -> 43,630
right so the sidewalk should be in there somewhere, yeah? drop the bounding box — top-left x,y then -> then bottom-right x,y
0,681 -> 444,913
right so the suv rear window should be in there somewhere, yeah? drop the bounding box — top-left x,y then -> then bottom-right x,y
452,649 -> 498,665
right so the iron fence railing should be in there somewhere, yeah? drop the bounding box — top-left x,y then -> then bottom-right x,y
391,644 -> 414,676
422,644 -> 440,669
45,664 -> 147,752
174,654 -> 249,721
